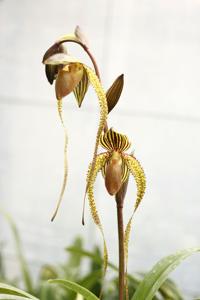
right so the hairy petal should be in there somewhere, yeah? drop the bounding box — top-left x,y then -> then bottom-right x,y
123,155 -> 146,289
87,153 -> 109,279
124,155 -> 146,211
84,66 -> 108,196
51,99 -> 68,221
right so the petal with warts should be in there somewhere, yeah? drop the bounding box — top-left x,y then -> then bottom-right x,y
123,155 -> 146,280
87,153 -> 109,278
84,66 -> 108,196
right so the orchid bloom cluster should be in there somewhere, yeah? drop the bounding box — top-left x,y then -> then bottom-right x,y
42,26 -> 146,283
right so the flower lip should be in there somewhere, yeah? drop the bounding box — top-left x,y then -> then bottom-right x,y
44,53 -> 82,66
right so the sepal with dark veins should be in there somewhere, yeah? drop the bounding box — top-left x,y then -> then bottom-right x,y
100,128 -> 131,152
73,67 -> 89,107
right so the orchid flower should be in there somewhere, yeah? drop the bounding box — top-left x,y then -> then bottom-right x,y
43,44 -> 108,221
86,128 -> 146,277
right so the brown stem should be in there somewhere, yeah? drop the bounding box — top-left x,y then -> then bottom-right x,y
115,179 -> 129,300
116,195 -> 125,300
116,199 -> 125,300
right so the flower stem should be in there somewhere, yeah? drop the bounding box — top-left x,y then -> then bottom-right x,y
116,200 -> 125,300
115,179 -> 129,300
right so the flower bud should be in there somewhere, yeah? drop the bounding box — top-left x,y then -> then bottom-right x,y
105,151 -> 122,195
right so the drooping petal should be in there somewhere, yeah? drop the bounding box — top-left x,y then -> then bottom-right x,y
123,155 -> 146,287
73,67 -> 89,107
51,99 -> 68,221
55,64 -> 83,100
124,155 -> 146,211
100,128 -> 131,152
86,153 -> 109,279
83,66 -> 108,197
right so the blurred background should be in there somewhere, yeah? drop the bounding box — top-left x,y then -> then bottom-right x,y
0,0 -> 200,298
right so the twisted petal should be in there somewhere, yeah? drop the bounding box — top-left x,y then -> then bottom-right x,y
84,66 -> 108,196
87,153 -> 109,278
123,155 -> 146,281
100,128 -> 131,152
51,99 -> 68,221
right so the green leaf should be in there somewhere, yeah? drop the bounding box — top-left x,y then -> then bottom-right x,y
0,211 -> 34,293
49,279 -> 99,300
0,283 -> 38,300
106,74 -> 124,113
131,247 -> 200,300
159,278 -> 183,300
66,246 -> 140,285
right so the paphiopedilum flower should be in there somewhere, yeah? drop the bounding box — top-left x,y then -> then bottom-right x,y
86,128 -> 146,277
43,51 -> 108,221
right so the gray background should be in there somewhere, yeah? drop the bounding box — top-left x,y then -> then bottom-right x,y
0,0 -> 200,298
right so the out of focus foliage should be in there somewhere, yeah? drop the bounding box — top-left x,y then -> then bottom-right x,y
0,214 -> 185,300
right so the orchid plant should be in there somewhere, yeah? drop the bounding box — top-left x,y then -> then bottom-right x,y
0,26 -> 199,300
42,26 -> 146,299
